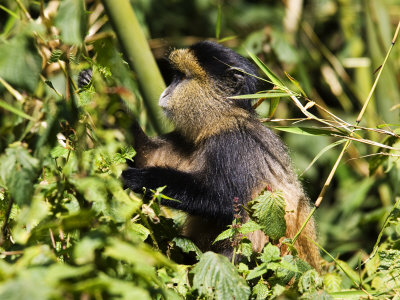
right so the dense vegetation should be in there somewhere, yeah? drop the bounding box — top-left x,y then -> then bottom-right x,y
0,0 -> 399,299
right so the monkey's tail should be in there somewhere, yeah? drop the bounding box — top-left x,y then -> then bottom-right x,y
295,201 -> 321,271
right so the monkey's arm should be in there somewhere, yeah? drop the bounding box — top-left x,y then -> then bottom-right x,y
122,131 -> 258,222
122,166 -> 235,221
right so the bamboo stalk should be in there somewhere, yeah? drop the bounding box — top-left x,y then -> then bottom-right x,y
100,0 -> 167,134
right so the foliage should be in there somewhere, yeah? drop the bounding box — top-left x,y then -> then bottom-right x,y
0,0 -> 399,299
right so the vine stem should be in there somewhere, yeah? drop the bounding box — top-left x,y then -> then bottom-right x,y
292,20 -> 400,246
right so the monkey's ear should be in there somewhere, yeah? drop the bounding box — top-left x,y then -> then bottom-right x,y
226,67 -> 246,91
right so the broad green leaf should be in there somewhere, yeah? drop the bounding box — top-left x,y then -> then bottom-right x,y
12,195 -> 49,244
213,227 -> 234,243
252,280 -> 270,300
238,220 -> 262,234
323,273 -> 342,293
298,269 -> 323,294
260,243 -> 281,263
248,190 -> 286,240
0,268 -> 54,300
50,145 -> 69,158
0,34 -> 42,93
73,236 -> 104,265
173,236 -> 202,259
247,263 -> 268,280
192,251 -> 250,300
104,237 -> 174,268
55,0 -> 86,45
0,144 -> 39,206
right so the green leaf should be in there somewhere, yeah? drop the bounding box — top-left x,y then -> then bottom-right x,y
12,195 -> 49,244
274,126 -> 343,136
252,280 -> 270,300
230,92 -> 291,99
55,0 -> 86,45
48,49 -> 63,63
173,236 -> 202,259
50,145 -> 69,158
247,263 -> 268,280
0,99 -> 35,121
0,35 -> 42,93
213,227 -> 234,243
0,144 -> 40,206
298,269 -> 323,294
269,97 -> 280,118
104,237 -> 174,268
192,252 -> 250,300
0,268 -> 54,300
247,51 -> 284,87
73,236 -> 104,265
238,220 -> 262,234
260,243 -> 281,263
301,139 -> 347,176
323,273 -> 342,293
248,190 -> 286,240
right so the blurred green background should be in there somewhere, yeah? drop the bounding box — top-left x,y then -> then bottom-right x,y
0,0 -> 399,282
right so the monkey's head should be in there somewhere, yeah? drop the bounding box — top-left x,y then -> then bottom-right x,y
159,41 -> 259,141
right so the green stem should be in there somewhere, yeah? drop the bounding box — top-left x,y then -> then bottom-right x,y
100,0 -> 167,134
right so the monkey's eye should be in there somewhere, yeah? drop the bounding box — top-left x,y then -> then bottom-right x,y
173,70 -> 186,81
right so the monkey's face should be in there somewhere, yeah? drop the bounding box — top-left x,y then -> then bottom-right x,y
159,42 -> 259,140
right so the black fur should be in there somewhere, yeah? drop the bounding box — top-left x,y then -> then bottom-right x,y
78,69 -> 93,88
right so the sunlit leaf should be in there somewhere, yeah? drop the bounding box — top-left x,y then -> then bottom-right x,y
192,252 -> 250,300
248,190 -> 286,241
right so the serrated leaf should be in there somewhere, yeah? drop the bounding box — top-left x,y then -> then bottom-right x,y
298,269 -> 323,294
252,280 -> 270,300
192,252 -> 250,300
238,241 -> 253,260
323,273 -> 342,293
213,227 -> 235,243
55,0 -> 86,45
247,263 -> 268,280
248,190 -> 286,240
260,243 -> 281,263
173,236 -> 202,259
50,145 -> 69,158
48,49 -> 63,63
238,220 -> 262,234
